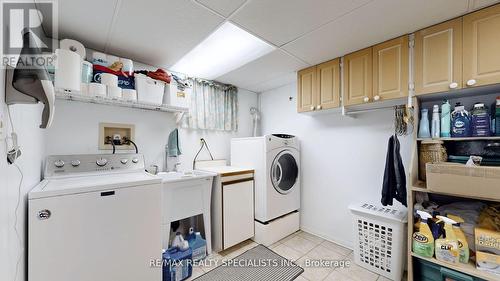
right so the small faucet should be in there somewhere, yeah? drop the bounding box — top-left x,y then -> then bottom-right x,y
173,162 -> 181,172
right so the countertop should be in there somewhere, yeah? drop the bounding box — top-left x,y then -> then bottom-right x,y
199,166 -> 254,177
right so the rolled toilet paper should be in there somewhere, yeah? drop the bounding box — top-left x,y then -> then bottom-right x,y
120,58 -> 133,75
60,39 -> 86,59
107,86 -> 122,99
122,89 -> 137,101
100,73 -> 118,87
81,61 -> 93,84
80,83 -> 89,96
88,82 -> 106,97
107,55 -> 119,66
55,49 -> 81,92
92,51 -> 108,66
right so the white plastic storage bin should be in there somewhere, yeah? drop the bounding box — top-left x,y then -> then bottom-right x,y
164,80 -> 191,108
349,203 -> 407,281
135,73 -> 165,105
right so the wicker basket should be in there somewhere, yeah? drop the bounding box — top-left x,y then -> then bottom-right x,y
419,140 -> 447,181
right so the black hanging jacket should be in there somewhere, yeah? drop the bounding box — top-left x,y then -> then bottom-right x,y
381,135 -> 407,207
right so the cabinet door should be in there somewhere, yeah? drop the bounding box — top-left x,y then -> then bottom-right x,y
373,36 -> 409,101
317,58 -> 341,110
414,18 -> 463,95
343,47 -> 373,106
463,4 -> 500,87
297,66 -> 317,112
223,180 -> 254,249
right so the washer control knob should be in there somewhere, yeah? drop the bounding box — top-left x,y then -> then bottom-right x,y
96,158 -> 108,167
132,158 -> 139,164
54,160 -> 65,168
71,160 -> 81,167
120,159 -> 128,165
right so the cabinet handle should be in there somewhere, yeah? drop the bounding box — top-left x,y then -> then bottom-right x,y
466,79 -> 477,86
373,95 -> 380,101
363,96 -> 370,103
316,105 -> 322,110
449,82 -> 458,89
310,106 -> 315,111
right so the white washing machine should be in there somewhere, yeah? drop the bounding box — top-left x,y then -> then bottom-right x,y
231,134 -> 300,223
28,153 -> 162,281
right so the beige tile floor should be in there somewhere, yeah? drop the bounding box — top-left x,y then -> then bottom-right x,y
189,230 -> 408,281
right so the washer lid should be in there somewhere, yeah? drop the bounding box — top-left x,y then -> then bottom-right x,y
29,172 -> 161,199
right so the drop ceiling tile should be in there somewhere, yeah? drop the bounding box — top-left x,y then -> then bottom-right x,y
470,0 -> 500,10
215,49 -> 308,89
231,0 -> 372,46
248,72 -> 297,93
283,0 -> 470,65
196,0 -> 247,17
107,0 -> 224,68
35,0 -> 118,50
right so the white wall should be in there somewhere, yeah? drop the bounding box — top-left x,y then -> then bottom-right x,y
259,83 -> 411,248
0,68 -> 46,281
45,88 -> 258,171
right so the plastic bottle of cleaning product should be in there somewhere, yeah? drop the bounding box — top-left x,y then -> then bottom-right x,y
187,232 -> 207,261
495,96 -> 500,136
413,210 -> 435,258
441,100 -> 451,138
172,232 -> 190,251
419,108 -> 431,138
431,105 -> 440,139
435,216 -> 459,264
471,103 -> 491,137
451,103 -> 471,138
447,215 -> 470,264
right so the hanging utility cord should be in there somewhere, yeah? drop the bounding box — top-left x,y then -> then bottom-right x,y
105,136 -> 116,154
5,106 -> 23,281
192,138 -> 214,170
123,137 -> 138,154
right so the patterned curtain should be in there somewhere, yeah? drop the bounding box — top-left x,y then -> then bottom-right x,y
181,78 -> 238,131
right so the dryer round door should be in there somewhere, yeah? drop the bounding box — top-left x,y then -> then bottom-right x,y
271,150 -> 299,194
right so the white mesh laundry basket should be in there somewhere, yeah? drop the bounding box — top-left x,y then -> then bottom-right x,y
349,203 -> 407,281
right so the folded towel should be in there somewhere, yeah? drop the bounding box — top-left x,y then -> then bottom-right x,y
167,129 -> 182,157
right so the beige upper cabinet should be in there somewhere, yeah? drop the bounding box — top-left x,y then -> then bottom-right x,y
373,36 -> 409,101
297,66 -> 317,112
463,4 -> 500,87
343,47 -> 373,106
414,18 -> 463,95
317,59 -> 341,110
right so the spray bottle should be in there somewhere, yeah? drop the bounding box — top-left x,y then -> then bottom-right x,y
413,210 -> 435,258
435,216 -> 459,264
447,215 -> 470,264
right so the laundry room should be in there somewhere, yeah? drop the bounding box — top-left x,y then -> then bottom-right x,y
2,1 -> 500,281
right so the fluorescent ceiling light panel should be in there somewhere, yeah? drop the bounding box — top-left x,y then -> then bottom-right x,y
171,22 -> 275,80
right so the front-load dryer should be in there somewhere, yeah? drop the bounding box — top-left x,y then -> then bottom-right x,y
231,134 -> 300,223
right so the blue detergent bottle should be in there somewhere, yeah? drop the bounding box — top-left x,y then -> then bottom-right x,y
187,230 -> 207,261
451,103 -> 471,138
471,103 -> 491,137
162,247 -> 193,281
